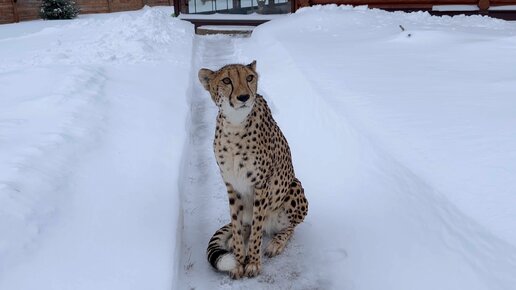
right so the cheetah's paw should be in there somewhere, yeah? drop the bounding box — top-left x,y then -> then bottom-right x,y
229,263 -> 245,280
265,239 -> 286,257
244,261 -> 261,278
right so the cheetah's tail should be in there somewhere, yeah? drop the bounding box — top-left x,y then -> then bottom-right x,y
207,223 -> 236,272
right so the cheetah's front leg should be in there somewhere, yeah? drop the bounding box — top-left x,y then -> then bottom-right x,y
226,183 -> 246,279
245,187 -> 268,277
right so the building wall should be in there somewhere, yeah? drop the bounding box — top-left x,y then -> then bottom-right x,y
0,0 -> 172,24
0,0 -> 16,24
77,0 -> 110,14
17,0 -> 42,21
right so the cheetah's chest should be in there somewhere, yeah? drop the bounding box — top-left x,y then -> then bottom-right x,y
222,165 -> 251,194
218,145 -> 257,196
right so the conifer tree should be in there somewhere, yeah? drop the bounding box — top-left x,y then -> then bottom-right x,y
40,0 -> 80,20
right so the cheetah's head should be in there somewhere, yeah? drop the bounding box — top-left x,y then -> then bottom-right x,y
198,61 -> 258,124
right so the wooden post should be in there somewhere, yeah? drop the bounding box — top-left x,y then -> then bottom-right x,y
180,0 -> 188,14
12,0 -> 19,22
107,0 -> 112,12
294,0 -> 309,10
478,0 -> 489,11
173,0 -> 180,15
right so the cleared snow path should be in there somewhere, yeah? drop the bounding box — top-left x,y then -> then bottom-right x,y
178,35 -> 324,289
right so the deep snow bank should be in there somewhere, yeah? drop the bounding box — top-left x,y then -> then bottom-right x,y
0,65 -> 107,273
249,4 -> 516,246
234,6 -> 516,289
0,7 -> 193,288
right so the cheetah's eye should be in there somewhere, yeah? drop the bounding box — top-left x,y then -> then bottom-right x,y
246,75 -> 254,82
222,77 -> 231,84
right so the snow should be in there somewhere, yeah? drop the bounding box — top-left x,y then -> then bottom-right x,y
0,6 -> 193,289
489,5 -> 516,11
181,6 -> 516,290
432,5 -> 479,11
237,5 -> 516,289
2,5 -> 516,290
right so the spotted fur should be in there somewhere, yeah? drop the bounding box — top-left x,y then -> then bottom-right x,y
199,61 -> 308,279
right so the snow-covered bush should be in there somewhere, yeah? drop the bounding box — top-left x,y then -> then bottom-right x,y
40,0 -> 80,20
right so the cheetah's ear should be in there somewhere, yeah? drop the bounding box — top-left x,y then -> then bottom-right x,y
247,60 -> 257,71
198,68 -> 214,91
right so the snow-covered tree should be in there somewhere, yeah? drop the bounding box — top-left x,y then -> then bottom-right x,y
40,0 -> 80,20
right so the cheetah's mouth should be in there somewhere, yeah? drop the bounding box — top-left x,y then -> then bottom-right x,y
227,99 -> 248,110
237,100 -> 254,110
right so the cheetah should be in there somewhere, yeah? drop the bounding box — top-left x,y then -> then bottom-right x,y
198,61 -> 308,279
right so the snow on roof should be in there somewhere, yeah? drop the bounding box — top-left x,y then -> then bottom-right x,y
489,5 -> 516,10
432,5 -> 480,11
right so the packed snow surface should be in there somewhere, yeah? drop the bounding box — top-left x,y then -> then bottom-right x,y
1,5 -> 516,290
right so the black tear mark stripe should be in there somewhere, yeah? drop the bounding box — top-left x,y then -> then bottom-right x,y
229,76 -> 234,107
245,69 -> 253,95
231,70 -> 238,106
246,79 -> 252,95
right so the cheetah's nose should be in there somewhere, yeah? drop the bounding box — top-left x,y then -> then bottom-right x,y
237,94 -> 250,102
